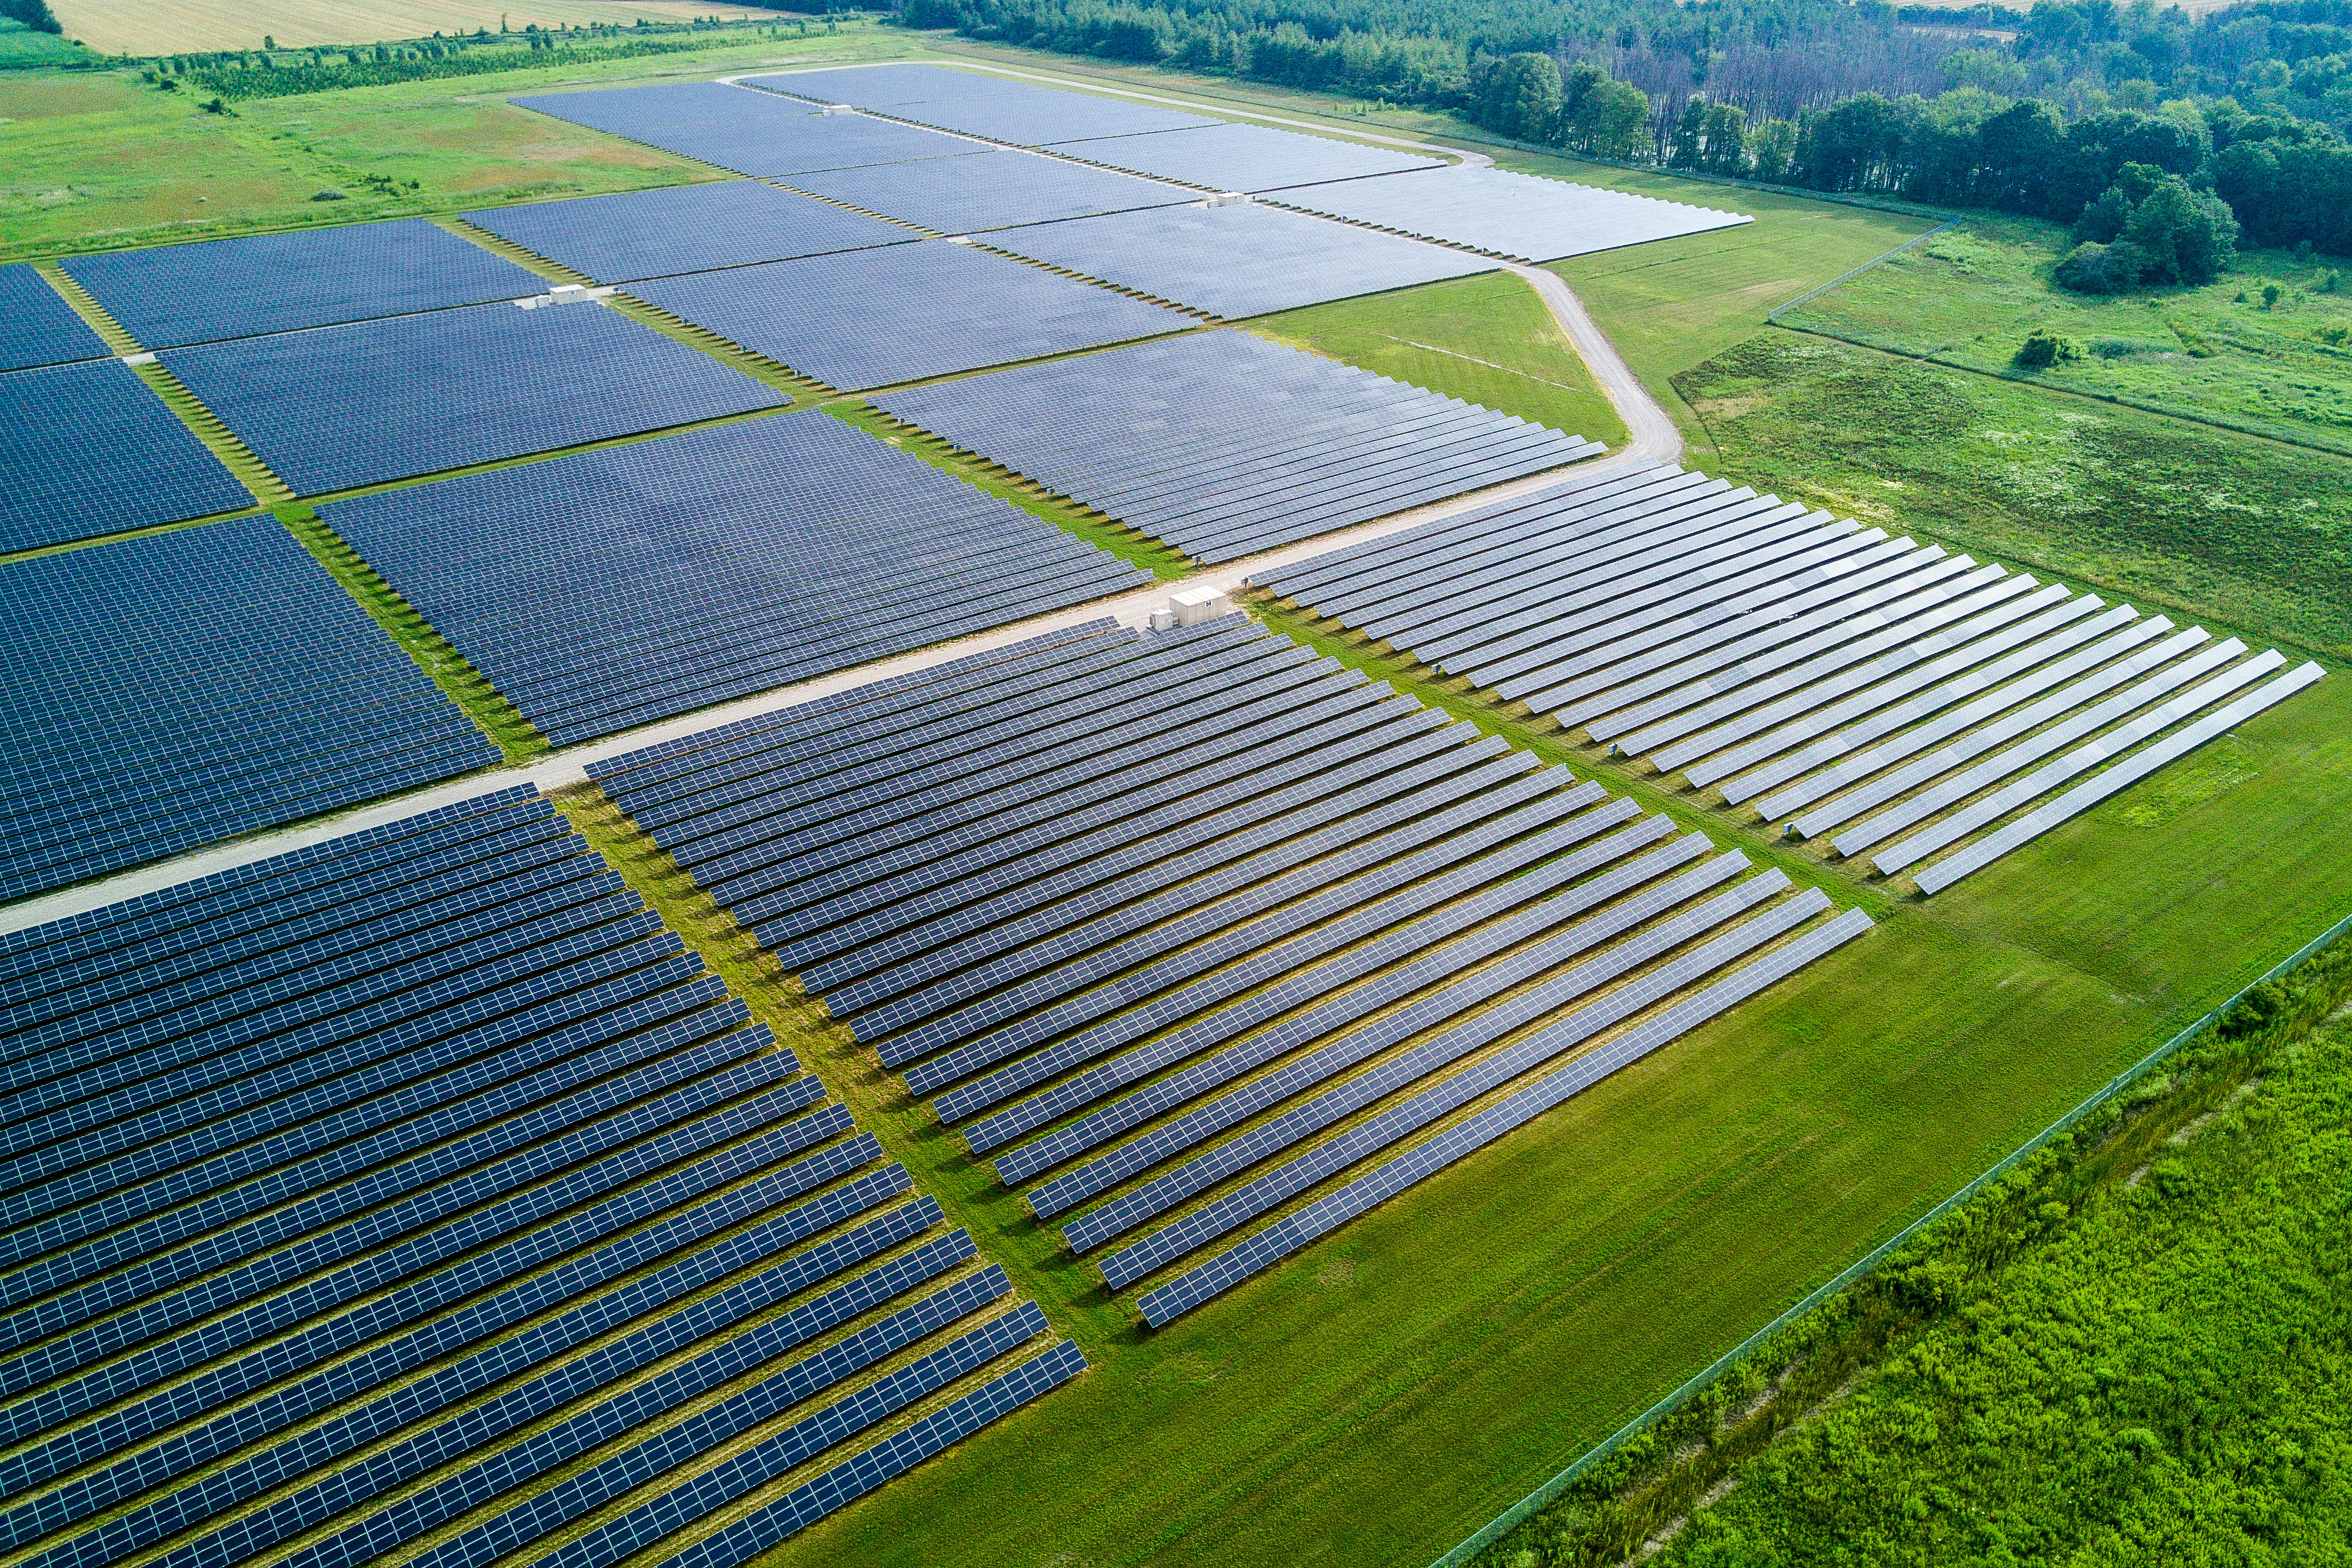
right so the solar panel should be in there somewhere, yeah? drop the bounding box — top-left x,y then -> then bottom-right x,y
161,299 -> 786,495
60,219 -> 544,349
0,359 -> 252,553
747,63 -> 1047,109
511,82 -> 988,176
0,264 -> 108,371
462,181 -> 914,284
321,415 -> 1150,745
873,329 -> 1600,561
988,199 -> 1499,318
0,517 -> 496,902
1053,121 -> 1444,192
627,240 -> 1189,392
883,87 -> 1219,146
1272,165 -> 1753,262
779,149 -> 1194,234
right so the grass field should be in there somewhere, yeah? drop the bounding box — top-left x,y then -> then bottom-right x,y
1779,213 -> 2352,454
0,18 -> 92,65
1251,270 -> 1629,450
47,0 -> 781,55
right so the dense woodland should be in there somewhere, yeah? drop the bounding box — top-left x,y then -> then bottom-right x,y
900,0 -> 2352,254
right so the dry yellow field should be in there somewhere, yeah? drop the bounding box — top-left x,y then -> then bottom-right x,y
48,0 -> 784,54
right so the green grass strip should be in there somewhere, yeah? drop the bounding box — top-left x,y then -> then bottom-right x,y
278,503 -> 547,761
434,216 -> 597,289
603,292 -> 832,406
33,262 -> 141,356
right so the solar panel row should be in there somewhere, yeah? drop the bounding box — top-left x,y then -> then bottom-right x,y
0,357 -> 253,554
1259,462 -> 2326,892
873,328 -> 1602,562
823,81 -> 1219,147
777,148 -> 1194,236
1050,119 -> 1445,193
592,615 -> 1870,1319
0,264 -> 108,373
1271,164 -> 1754,263
0,516 -> 497,904
320,414 -> 1151,745
0,787 -> 1081,1564
462,180 -> 915,286
510,82 -> 987,177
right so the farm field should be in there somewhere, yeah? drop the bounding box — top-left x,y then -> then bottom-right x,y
1779,213 -> 2352,455
46,0 -> 786,55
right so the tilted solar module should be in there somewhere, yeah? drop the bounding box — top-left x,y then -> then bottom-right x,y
880,86 -> 1220,146
0,263 -> 108,372
0,785 -> 1080,1562
1053,120 -> 1445,192
162,299 -> 787,496
629,241 -> 1189,392
872,328 -> 1601,561
510,82 -> 986,177
987,198 -> 1498,317
60,218 -> 545,349
0,358 -> 252,553
0,516 -> 497,902
321,414 -> 1150,745
462,180 -> 914,284
778,149 -> 1194,235
747,62 -> 1046,109
1273,165 -> 1753,262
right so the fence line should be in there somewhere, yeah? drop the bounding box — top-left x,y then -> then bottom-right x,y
1764,217 -> 1964,320
1429,900 -> 2352,1568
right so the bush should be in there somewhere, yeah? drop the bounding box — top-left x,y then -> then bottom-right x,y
2014,327 -> 2081,367
2217,979 -> 2289,1041
2060,170 -> 2239,293
2055,239 -> 2151,293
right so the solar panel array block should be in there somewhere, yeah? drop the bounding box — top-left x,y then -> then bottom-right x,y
628,241 -> 1188,392
321,415 -> 1151,745
59,219 -> 544,349
1274,165 -> 1754,262
1258,461 -> 2326,894
0,265 -> 108,372
987,199 -> 1499,318
749,62 -> 1056,109
0,358 -> 252,554
0,515 -> 496,901
1054,120 -> 1445,192
511,82 -> 986,177
874,86 -> 1220,147
0,785 -> 1081,1563
779,149 -> 1193,235
462,181 -> 914,285
592,615 -> 1867,1326
161,299 -> 787,495
873,329 -> 1601,561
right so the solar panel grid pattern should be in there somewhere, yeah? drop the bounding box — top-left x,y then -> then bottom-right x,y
628,240 -> 1190,392
510,82 -> 985,177
601,617 -> 1867,1322
461,182 -> 914,285
0,516 -> 496,902
321,416 -> 1148,745
1265,464 -> 2324,892
0,789 -> 1075,1564
1051,121 -> 1444,192
873,329 -> 1599,561
747,63 -> 1048,109
0,357 -> 253,553
779,150 -> 1194,235
985,199 -> 1500,318
161,300 -> 787,496
1271,165 -> 1753,262
60,219 -> 544,349
874,86 -> 1220,146
0,265 -> 108,372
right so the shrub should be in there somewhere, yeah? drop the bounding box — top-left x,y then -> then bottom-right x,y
2056,239 -> 2151,293
309,188 -> 346,202
2013,328 -> 2081,368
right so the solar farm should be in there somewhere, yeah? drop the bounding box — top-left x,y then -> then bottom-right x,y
1,49 -> 2343,1568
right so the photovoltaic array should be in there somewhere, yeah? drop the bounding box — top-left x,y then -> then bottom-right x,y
60,219 -> 545,349
462,182 -> 914,285
1255,462 -> 2326,894
162,300 -> 788,496
987,200 -> 1499,318
777,149 -> 1192,235
827,81 -> 1218,146
1272,165 -> 1753,263
0,515 -> 496,902
0,787 -> 1083,1568
510,82 -> 985,178
749,63 -> 1051,109
0,358 -> 252,554
1053,120 -> 1445,192
872,329 -> 1602,562
589,617 -> 1869,1326
321,416 -> 1151,746
628,242 -> 1189,392
0,265 -> 106,372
